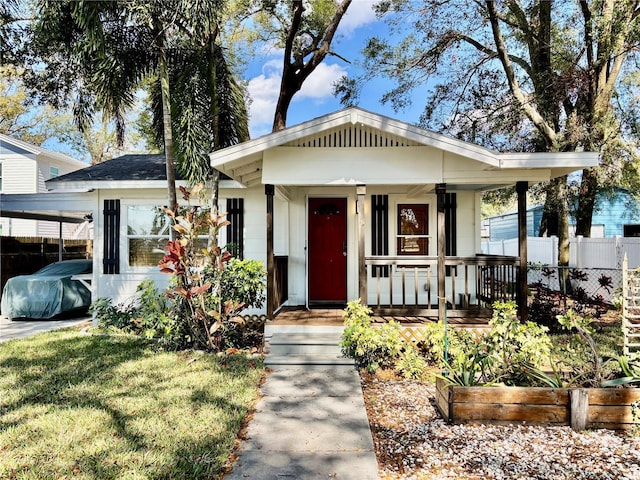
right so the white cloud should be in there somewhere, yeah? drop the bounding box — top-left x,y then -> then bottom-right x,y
296,62 -> 348,101
247,60 -> 347,136
339,1 -> 378,36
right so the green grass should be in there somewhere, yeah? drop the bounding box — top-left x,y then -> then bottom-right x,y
0,328 -> 264,479
550,324 -> 625,358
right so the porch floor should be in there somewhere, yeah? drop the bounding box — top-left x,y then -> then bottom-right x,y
270,308 -> 491,327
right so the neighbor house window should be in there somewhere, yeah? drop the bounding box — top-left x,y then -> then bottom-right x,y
397,204 -> 429,255
50,165 -> 59,179
624,224 -> 640,237
127,205 -> 171,266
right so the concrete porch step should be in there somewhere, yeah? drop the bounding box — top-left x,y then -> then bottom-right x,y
264,326 -> 351,368
269,342 -> 343,356
265,354 -> 355,369
265,324 -> 345,336
269,333 -> 343,343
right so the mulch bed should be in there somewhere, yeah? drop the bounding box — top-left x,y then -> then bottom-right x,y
360,372 -> 640,480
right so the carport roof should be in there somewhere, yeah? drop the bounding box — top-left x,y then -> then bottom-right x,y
0,192 -> 94,224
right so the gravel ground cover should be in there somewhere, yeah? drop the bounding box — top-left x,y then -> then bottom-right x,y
361,374 -> 640,480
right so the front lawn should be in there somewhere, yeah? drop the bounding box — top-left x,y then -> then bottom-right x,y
0,328 -> 264,479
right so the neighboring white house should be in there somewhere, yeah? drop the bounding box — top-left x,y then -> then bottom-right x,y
0,133 -> 90,238
0,108 -> 600,320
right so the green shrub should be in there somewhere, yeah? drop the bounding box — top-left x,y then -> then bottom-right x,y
484,301 -> 552,385
438,301 -> 553,386
340,300 -> 403,372
396,346 -> 428,379
90,280 -> 176,341
158,185 -> 266,351
418,321 -> 477,368
203,258 -> 266,313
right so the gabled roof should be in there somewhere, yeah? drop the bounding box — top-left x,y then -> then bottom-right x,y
0,133 -> 86,167
209,107 -> 599,189
210,107 -> 505,165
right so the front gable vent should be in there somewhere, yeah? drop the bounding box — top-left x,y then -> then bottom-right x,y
285,125 -> 421,148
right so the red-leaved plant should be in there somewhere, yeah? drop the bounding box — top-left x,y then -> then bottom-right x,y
158,184 -> 241,351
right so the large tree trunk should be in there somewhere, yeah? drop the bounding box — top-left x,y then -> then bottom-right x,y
540,177 -> 571,292
272,0 -> 305,133
574,167 -> 598,237
272,79 -> 298,132
272,0 -> 352,132
539,175 -> 570,264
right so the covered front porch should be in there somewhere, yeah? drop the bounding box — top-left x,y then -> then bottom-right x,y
209,108 -> 599,324
265,182 -> 528,323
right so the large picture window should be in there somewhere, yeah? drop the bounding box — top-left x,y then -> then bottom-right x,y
397,204 -> 429,255
127,205 -> 171,266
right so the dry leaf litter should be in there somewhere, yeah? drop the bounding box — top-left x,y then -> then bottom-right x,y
361,375 -> 640,480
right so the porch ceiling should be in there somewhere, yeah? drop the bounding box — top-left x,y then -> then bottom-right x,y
222,157 -> 263,188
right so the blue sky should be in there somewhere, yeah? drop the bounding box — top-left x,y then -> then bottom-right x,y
243,0 -> 424,138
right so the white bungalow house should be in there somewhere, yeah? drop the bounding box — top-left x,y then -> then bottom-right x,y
0,133 -> 90,239
0,108 -> 599,321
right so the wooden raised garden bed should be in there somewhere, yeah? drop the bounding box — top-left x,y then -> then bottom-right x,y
435,378 -> 640,430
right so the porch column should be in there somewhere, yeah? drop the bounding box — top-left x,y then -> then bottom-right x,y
516,181 -> 528,321
436,183 -> 446,321
356,185 -> 367,303
265,184 -> 275,319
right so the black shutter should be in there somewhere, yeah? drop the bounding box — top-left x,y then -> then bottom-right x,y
103,199 -> 120,274
445,193 -> 457,275
371,194 -> 389,277
226,198 -> 244,259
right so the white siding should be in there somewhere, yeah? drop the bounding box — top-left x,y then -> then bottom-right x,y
1,147 -> 87,237
94,187 -> 269,308
1,154 -> 38,193
90,184 -> 482,313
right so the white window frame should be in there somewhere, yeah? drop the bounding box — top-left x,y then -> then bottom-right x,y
125,203 -> 172,270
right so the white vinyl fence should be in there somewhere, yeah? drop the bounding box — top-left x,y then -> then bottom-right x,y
570,236 -> 640,269
482,237 -> 559,266
481,236 -> 640,269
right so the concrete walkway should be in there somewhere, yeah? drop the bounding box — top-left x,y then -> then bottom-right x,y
0,314 -> 91,342
224,366 -> 380,479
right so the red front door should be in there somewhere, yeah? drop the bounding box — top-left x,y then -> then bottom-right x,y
308,197 -> 347,304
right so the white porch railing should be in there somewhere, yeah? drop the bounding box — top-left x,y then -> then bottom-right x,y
364,255 -> 520,317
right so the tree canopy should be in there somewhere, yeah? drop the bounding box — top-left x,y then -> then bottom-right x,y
23,0 -> 249,210
337,0 -> 640,261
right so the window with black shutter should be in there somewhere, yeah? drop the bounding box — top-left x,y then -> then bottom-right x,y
226,198 -> 244,259
371,194 -> 389,277
103,199 -> 120,274
445,193 -> 457,275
